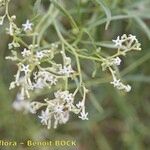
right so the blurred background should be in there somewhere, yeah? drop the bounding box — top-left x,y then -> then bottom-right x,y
0,0 -> 150,150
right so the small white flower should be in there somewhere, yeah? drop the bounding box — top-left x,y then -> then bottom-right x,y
20,64 -> 31,74
50,76 -> 58,85
21,48 -> 31,57
76,101 -> 84,108
37,71 -> 58,86
22,20 -> 33,31
8,41 -> 20,49
128,34 -> 138,42
63,93 -> 74,103
33,78 -> 45,89
59,65 -> 74,76
44,73 -> 57,85
112,36 -> 124,48
113,57 -> 121,66
54,91 -> 74,103
9,81 -> 16,89
110,78 -> 131,92
29,102 -> 44,114
125,84 -> 131,92
38,109 -> 50,125
54,104 -> 64,113
78,112 -> 89,120
59,112 -> 69,124
110,79 -> 121,87
36,51 -> 44,59
54,90 -> 62,99
51,43 -> 58,49
11,15 -> 16,20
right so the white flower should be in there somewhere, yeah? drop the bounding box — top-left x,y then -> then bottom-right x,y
119,34 -> 141,51
63,93 -> 74,103
78,112 -> 89,120
54,104 -> 64,113
59,65 -> 74,76
51,43 -> 58,49
54,91 -> 74,103
59,112 -> 69,124
38,109 -> 50,125
11,15 -> 16,20
113,57 -> 121,66
29,102 -> 44,114
112,36 -> 124,48
54,90 -> 62,99
37,71 -> 58,86
36,51 -> 44,59
22,20 -> 33,31
8,41 -> 20,49
110,78 -> 131,92
125,84 -> 131,92
76,101 -> 84,108
20,64 -> 31,74
21,48 -> 31,57
128,34 -> 138,42
33,71 -> 57,89
33,78 -> 45,89
9,81 -> 16,89
110,79 -> 121,87
49,76 -> 57,85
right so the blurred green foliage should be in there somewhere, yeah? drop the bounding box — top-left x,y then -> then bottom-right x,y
0,0 -> 150,150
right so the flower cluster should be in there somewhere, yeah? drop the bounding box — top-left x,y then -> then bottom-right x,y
29,87 -> 89,129
6,40 -> 89,129
29,90 -> 78,129
5,16 -> 89,129
101,34 -> 141,92
3,1 -> 142,129
112,34 -> 141,51
110,78 -> 131,92
6,43 -> 73,96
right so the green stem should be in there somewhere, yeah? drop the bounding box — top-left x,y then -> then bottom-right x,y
53,20 -> 83,86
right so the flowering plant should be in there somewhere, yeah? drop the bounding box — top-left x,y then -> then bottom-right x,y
1,0 -> 142,129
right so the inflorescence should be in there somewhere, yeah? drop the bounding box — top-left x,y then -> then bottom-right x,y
1,0 -> 142,129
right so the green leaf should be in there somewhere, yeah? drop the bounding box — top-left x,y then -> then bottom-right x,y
134,17 -> 150,40
51,0 -> 79,32
33,0 -> 43,15
95,0 -> 111,30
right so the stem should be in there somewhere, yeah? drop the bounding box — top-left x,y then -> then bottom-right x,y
53,20 -> 83,86
5,0 -> 11,21
14,36 -> 28,48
